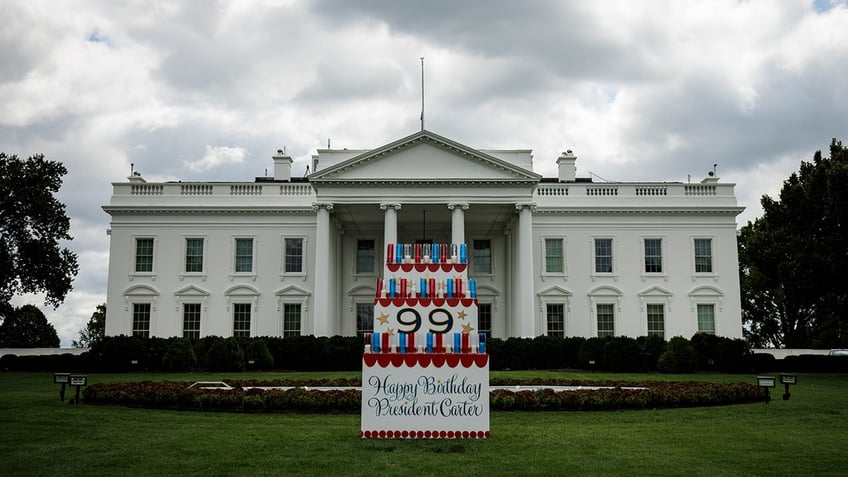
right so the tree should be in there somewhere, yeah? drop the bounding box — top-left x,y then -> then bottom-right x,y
0,153 -> 79,309
0,304 -> 60,347
738,138 -> 848,348
73,303 -> 106,348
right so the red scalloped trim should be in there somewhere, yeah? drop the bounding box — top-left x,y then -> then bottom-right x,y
361,430 -> 489,439
385,263 -> 468,273
363,353 -> 489,368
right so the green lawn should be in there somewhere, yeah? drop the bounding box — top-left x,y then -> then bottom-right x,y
2,371 -> 846,476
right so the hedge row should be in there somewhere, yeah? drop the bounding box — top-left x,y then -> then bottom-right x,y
7,334 -> 845,373
82,378 -> 765,412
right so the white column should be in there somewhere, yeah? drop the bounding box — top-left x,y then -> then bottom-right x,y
380,203 -> 401,246
447,203 -> 469,245
313,202 -> 333,336
515,203 -> 536,337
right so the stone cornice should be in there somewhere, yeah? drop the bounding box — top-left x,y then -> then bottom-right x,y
533,207 -> 746,216
102,206 -> 316,216
312,178 -> 539,186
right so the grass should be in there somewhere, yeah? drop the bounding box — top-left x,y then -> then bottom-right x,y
1,370 -> 847,476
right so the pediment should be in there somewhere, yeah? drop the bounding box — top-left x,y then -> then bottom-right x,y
638,285 -> 673,297
310,130 -> 541,184
276,285 -> 311,297
538,285 -> 573,297
174,284 -> 210,297
688,285 -> 724,297
124,284 -> 159,296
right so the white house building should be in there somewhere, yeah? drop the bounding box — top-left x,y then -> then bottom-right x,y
102,130 -> 744,340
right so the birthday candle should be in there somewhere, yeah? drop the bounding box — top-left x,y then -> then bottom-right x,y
429,278 -> 436,298
431,243 -> 439,263
400,278 -> 407,298
389,278 -> 396,298
395,243 -> 403,264
453,333 -> 461,353
446,278 -> 454,298
372,333 -> 380,353
460,244 -> 467,263
419,278 -> 426,298
364,333 -> 372,352
462,333 -> 470,353
407,333 -> 415,352
387,244 -> 394,264
426,333 -> 433,353
381,333 -> 390,353
376,279 -> 383,298
399,333 -> 406,354
434,333 -> 444,353
470,278 -> 477,298
456,278 -> 463,297
415,243 -> 421,263
441,244 -> 448,263
478,333 -> 486,354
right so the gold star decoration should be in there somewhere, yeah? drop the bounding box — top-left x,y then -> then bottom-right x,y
386,328 -> 395,335
376,313 -> 390,324
461,323 -> 474,333
457,310 -> 467,320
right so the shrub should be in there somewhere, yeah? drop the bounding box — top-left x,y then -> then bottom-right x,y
89,335 -> 149,372
637,335 -> 666,371
714,337 -> 751,373
690,333 -> 721,370
658,336 -> 696,373
204,337 -> 244,372
578,337 -> 609,369
243,339 -> 274,370
603,336 -> 642,372
162,337 -> 197,371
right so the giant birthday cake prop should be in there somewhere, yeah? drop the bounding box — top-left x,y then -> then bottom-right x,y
361,243 -> 490,439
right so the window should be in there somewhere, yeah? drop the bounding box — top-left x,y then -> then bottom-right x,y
356,303 -> 373,337
694,238 -> 713,273
647,303 -> 665,338
697,304 -> 716,334
233,303 -> 251,337
284,238 -> 303,273
132,303 -> 151,337
596,303 -> 615,337
545,238 -> 564,273
644,238 -> 663,273
594,238 -> 613,273
478,303 -> 492,337
185,238 -> 204,273
472,239 -> 492,274
283,303 -> 301,337
183,303 -> 201,339
135,238 -> 154,273
546,304 -> 565,337
234,238 -> 254,273
356,240 -> 375,274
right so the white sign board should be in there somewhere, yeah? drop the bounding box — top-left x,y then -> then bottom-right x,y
361,353 -> 489,439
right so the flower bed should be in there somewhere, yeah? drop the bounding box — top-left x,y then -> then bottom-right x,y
82,378 -> 764,413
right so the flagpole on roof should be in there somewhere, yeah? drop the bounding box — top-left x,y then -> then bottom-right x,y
420,57 -> 425,131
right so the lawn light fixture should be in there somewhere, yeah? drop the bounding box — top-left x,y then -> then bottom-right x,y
53,373 -> 70,402
779,374 -> 797,401
757,375 -> 776,403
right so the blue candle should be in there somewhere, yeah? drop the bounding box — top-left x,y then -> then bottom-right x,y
460,244 -> 467,263
470,278 -> 477,298
446,278 -> 454,298
395,243 -> 403,264
389,278 -> 396,298
478,333 -> 486,354
372,332 -> 380,353
399,333 -> 406,354
432,243 -> 440,263
453,333 -> 461,353
426,333 -> 433,353
420,278 -> 426,298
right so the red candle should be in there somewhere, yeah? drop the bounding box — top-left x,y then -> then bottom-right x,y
381,333 -> 390,353
414,243 -> 421,263
456,278 -> 463,297
462,333 -> 470,353
376,278 -> 383,298
387,243 -> 394,264
400,278 -> 407,298
434,333 -> 444,353
429,278 -> 436,298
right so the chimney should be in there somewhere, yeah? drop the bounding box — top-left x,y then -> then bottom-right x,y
556,150 -> 577,182
273,151 -> 293,181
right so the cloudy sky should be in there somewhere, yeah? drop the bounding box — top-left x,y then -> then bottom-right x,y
3,0 -> 847,346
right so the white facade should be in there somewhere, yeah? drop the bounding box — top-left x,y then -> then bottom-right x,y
103,130 -> 744,340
